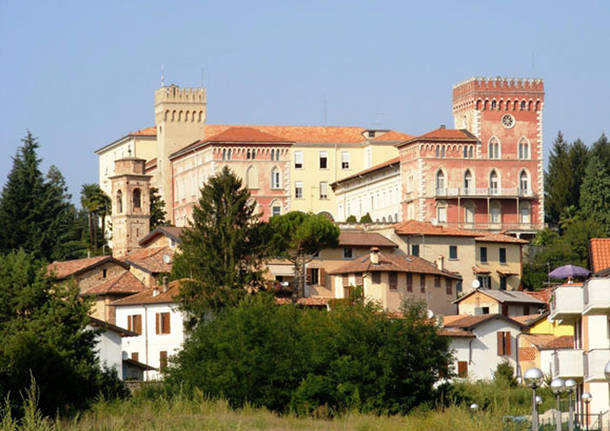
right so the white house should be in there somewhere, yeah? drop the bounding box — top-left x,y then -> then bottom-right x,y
440,314 -> 525,380
111,279 -> 186,380
88,317 -> 137,379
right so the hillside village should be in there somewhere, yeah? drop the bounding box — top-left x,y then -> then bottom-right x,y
37,76 -> 610,419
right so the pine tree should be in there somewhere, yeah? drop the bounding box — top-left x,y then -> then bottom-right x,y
172,166 -> 269,326
0,132 -> 73,261
567,139 -> 589,209
579,155 -> 610,233
149,187 -> 168,229
590,133 -> 610,168
544,132 -> 572,226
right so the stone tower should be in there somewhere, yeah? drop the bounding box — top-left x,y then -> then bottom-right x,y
111,158 -> 151,258
154,85 -> 207,221
452,77 -> 545,228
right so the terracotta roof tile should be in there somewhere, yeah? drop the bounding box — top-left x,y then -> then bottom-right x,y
111,279 -> 185,306
438,328 -> 475,337
47,256 -> 124,279
202,127 -> 293,143
333,157 -> 400,185
82,270 -> 147,296
130,126 -> 157,136
521,288 -> 553,304
442,313 -> 523,329
394,220 -> 480,237
371,131 -> 414,142
338,231 -> 397,248
590,238 -> 610,272
521,334 -> 574,350
511,313 -> 547,326
123,246 -> 174,274
202,124 -> 370,144
475,233 -> 528,244
329,250 -> 461,279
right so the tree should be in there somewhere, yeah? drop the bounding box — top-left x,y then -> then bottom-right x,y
0,132 -> 74,261
566,139 -> 589,210
544,132 -> 571,226
80,184 -> 111,255
149,187 -> 168,229
359,213 -> 373,223
590,133 -> 610,168
269,211 -> 339,302
172,166 -> 268,327
0,250 -> 125,416
579,155 -> 610,234
345,215 -> 357,224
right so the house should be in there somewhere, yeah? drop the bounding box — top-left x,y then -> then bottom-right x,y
328,247 -> 461,315
88,317 -> 138,380
440,314 -> 525,380
454,288 -> 545,317
111,279 -> 186,381
138,226 -> 184,249
122,246 -> 175,288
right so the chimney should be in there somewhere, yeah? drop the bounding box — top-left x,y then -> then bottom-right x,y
162,276 -> 169,293
436,255 -> 444,271
370,247 -> 380,265
440,124 -> 446,129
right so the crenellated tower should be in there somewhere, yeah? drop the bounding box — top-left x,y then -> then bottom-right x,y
154,85 -> 207,220
110,158 -> 151,258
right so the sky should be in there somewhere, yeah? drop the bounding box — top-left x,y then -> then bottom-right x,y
1,1 -> 609,202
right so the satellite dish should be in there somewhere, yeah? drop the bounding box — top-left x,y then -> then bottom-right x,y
472,279 -> 480,289
162,254 -> 171,264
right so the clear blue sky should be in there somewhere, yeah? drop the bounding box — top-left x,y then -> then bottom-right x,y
1,1 -> 609,202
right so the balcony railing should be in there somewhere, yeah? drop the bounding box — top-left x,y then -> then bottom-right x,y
434,187 -> 536,198
550,286 -> 584,321
584,348 -> 610,381
552,349 -> 583,379
583,278 -> 610,315
441,222 -> 544,232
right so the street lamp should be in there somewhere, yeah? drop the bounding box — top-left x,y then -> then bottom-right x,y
550,378 -> 565,431
564,379 -> 577,431
525,367 -> 544,431
582,392 -> 592,431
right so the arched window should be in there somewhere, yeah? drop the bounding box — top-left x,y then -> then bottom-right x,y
469,146 -> 474,158
476,100 -> 482,110
270,200 -> 281,217
436,170 -> 445,193
116,190 -> 123,213
270,149 -> 275,161
520,201 -> 531,224
491,100 -> 497,110
488,137 -> 500,159
520,100 -> 526,111
227,149 -> 232,160
463,145 -> 468,158
246,149 -> 251,160
519,171 -> 529,194
246,166 -> 258,189
498,100 -> 504,110
464,170 -> 473,193
490,201 -> 501,224
464,201 -> 475,224
435,146 -> 440,157
133,188 -> 141,209
518,137 -> 530,160
222,149 -> 226,160
441,146 -> 446,158
251,149 -> 256,160
271,167 -> 281,189
436,201 -> 448,223
489,170 -> 499,194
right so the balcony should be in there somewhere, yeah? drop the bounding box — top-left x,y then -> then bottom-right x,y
443,222 -> 544,232
434,187 -> 536,199
584,349 -> 610,382
552,349 -> 583,379
583,278 -> 610,315
549,285 -> 583,322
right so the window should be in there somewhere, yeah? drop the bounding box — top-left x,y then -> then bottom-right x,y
518,138 -> 530,160
222,149 -> 226,160
271,168 -> 281,189
247,166 -> 258,189
475,306 -> 490,315
319,182 -> 328,199
436,203 -> 447,223
411,244 -> 419,257
160,351 -> 168,371
489,137 -> 500,159
499,248 -> 507,264
295,181 -> 303,199
133,188 -> 141,209
308,268 -> 319,285
372,272 -> 381,284
464,170 -> 472,192
246,149 -> 251,160
520,100 -> 526,111
449,246 -> 458,260
469,146 -> 474,158
464,202 -> 475,224
420,274 -> 426,293
436,170 -> 445,192
434,275 -> 441,288
155,312 -> 170,334
435,146 -> 440,157
270,149 -> 275,161
489,170 -> 499,194
519,171 -> 529,193
445,278 -> 452,294
477,275 -> 490,289
491,100 -> 497,110
520,202 -> 531,224
116,190 -> 123,213
294,151 -> 303,168
319,151 -> 328,169
406,273 -> 413,292
102,269 -> 107,278
441,146 -> 445,158
131,352 -> 139,361
457,361 -> 468,378
128,315 -> 142,335
497,331 -> 512,356
463,146 -> 468,158
272,205 -> 281,217
341,151 -> 350,169
500,276 -> 507,291
226,149 -> 232,160
389,272 -> 397,290
355,272 -> 363,286
480,247 -> 488,263
490,201 -> 501,224
343,248 -> 353,259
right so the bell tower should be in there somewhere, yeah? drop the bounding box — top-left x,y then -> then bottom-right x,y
154,85 -> 207,221
110,158 -> 151,258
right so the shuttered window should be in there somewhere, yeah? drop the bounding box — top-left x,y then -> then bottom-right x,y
128,315 -> 142,335
372,272 -> 381,284
155,312 -> 171,335
389,272 -> 397,290
457,361 -> 468,378
406,273 -> 413,292
497,331 -> 512,356
434,275 -> 441,288
445,278 -> 452,295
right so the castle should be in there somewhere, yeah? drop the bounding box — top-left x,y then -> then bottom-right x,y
96,77 -> 545,256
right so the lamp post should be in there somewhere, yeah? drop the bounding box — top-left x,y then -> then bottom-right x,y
582,392 -> 592,431
564,379 -> 577,431
550,378 -> 565,431
525,367 -> 544,431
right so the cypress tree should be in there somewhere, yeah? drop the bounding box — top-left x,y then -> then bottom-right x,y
544,132 -> 571,225
149,187 -> 168,229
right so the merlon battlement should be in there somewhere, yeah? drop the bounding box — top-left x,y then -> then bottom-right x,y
453,76 -> 544,92
154,85 -> 206,105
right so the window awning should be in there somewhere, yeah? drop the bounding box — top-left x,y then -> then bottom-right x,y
473,266 -> 490,274
497,269 -> 519,276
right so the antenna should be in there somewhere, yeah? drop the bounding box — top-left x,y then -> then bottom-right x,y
161,64 -> 165,87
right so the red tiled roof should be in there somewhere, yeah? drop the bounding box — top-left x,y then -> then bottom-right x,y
333,157 -> 400,185
372,131 -> 414,142
590,238 -> 610,272
130,126 -> 157,136
442,313 -> 523,329
511,313 -> 547,326
111,279 -> 184,306
438,327 -> 475,337
329,250 -> 461,279
202,127 -> 293,143
47,256 -> 124,279
522,288 -> 553,304
519,346 -> 537,361
123,246 -> 174,274
475,233 -> 528,244
82,271 -> 147,296
204,124 -> 369,144
394,220 -> 480,237
521,334 -> 574,350
338,231 -> 397,248
145,158 -> 157,169
472,266 -> 491,274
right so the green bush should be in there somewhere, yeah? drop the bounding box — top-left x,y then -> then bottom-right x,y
167,294 -> 451,415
